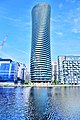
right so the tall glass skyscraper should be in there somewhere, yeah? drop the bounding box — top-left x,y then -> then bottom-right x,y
30,3 -> 52,82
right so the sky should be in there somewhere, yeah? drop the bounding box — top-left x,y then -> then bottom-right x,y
0,0 -> 80,71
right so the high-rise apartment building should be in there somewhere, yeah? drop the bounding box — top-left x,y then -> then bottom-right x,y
30,3 -> 52,82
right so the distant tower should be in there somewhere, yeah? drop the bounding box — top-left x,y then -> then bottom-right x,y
30,3 -> 52,82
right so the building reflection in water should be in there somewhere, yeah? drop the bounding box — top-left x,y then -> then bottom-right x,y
0,87 -> 80,120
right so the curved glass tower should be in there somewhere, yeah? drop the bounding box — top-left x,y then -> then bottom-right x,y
30,3 -> 52,82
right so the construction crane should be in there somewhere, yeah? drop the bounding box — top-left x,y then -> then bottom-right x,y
0,34 -> 8,49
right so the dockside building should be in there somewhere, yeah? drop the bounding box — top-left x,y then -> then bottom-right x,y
30,3 -> 52,82
0,58 -> 27,83
58,56 -> 80,84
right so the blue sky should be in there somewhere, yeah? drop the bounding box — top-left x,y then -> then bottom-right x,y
0,0 -> 80,71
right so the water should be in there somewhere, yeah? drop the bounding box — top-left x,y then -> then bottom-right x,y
0,86 -> 80,120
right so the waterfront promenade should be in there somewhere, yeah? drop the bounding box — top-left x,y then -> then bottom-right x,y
0,82 -> 80,87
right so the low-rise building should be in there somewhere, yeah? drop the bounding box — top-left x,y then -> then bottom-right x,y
0,58 -> 27,83
0,59 -> 17,82
52,62 -> 58,82
58,56 -> 80,84
17,63 -> 27,82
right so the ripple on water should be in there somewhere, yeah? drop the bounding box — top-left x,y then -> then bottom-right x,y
0,87 -> 80,120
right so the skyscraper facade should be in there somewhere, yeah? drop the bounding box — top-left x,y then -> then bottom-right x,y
30,3 -> 52,82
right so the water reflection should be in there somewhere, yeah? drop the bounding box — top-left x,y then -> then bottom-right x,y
0,87 -> 80,120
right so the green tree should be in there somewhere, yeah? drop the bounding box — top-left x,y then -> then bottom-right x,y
54,80 -> 58,85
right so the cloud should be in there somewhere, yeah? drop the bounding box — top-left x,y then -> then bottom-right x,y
76,7 -> 80,11
65,0 -> 69,2
0,13 -> 31,30
0,6 -> 31,33
55,32 -> 63,36
14,48 -> 28,55
4,42 -> 29,55
64,48 -> 80,52
0,15 -> 25,24
0,7 -> 7,14
0,49 -> 28,64
71,0 -> 76,3
0,15 -> 20,22
0,50 -> 16,61
59,3 -> 63,9
51,40 -> 57,45
51,18 -> 57,23
0,6 -> 31,27
73,18 -> 79,23
65,0 -> 76,3
25,21 -> 31,26
72,28 -> 80,33
64,7 -> 80,33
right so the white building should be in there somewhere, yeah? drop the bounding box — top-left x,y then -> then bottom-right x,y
17,63 -> 27,80
58,56 -> 80,84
